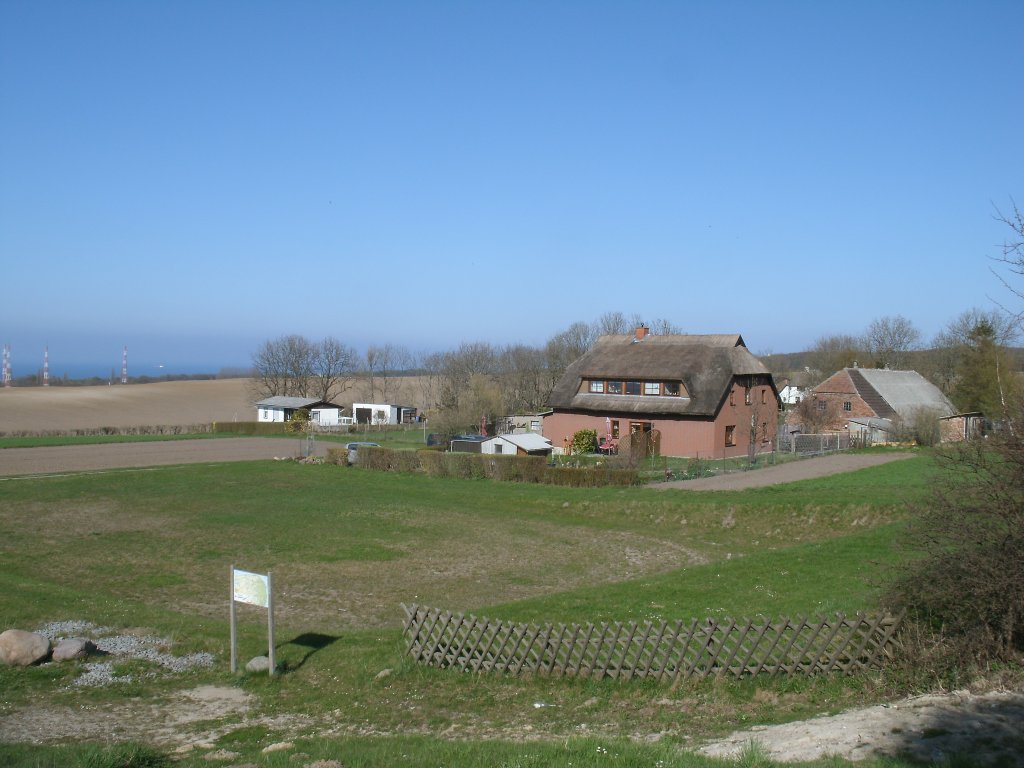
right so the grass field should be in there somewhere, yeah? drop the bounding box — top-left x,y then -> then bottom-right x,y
0,454 -> 935,767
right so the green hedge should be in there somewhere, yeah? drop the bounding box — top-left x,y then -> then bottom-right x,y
212,421 -> 294,436
351,446 -> 640,486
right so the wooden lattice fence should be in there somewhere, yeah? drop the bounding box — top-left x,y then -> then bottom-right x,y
401,604 -> 902,681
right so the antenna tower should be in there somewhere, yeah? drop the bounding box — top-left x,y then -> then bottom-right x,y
2,344 -> 11,387
121,346 -> 128,384
43,346 -> 50,386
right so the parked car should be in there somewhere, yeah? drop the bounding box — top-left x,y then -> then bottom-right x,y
345,441 -> 380,465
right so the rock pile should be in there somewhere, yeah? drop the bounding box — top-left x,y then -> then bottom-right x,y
0,621 -> 216,685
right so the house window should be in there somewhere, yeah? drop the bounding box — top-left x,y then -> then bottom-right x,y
761,389 -> 767,405
630,421 -> 652,434
530,420 -> 540,431
607,381 -> 623,394
744,387 -> 751,405
725,425 -> 736,446
730,390 -> 735,406
611,420 -> 620,439
589,380 -> 605,393
663,382 -> 680,396
816,400 -> 826,411
626,381 -> 641,395
644,382 -> 660,395
494,443 -> 503,454
843,401 -> 852,411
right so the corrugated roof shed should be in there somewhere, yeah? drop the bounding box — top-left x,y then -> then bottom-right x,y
850,369 -> 955,419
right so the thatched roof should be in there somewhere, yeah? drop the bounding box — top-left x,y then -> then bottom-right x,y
548,334 -> 772,416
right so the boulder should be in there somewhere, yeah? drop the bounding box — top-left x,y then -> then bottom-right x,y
52,637 -> 98,662
0,629 -> 52,667
245,655 -> 271,673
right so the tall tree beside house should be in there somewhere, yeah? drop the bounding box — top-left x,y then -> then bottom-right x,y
250,334 -> 356,402
863,315 -> 922,370
928,308 -> 1018,398
311,336 -> 358,402
951,319 -> 1020,416
805,334 -> 865,377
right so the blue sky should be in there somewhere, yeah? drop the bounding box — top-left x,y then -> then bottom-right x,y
2,1 -> 1022,376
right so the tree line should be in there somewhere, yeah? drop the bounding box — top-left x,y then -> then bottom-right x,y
252,208 -> 1024,432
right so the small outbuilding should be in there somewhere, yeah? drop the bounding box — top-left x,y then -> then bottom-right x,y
256,397 -> 345,426
480,433 -> 554,456
351,403 -> 418,426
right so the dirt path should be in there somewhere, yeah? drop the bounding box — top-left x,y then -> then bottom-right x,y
0,438 -> 315,477
657,451 -> 916,491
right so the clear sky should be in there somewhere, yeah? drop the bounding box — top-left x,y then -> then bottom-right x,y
2,1 -> 1022,376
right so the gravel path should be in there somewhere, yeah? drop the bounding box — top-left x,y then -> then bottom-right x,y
0,437 -> 315,477
657,451 -> 916,491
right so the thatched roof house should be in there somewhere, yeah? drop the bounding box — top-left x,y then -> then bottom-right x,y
544,327 -> 780,459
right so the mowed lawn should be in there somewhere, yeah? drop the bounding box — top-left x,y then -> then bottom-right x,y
0,453 -> 934,766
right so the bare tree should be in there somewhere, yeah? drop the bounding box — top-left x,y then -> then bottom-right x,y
649,317 -> 685,335
251,335 -> 357,402
805,334 -> 866,377
863,315 -> 922,370
991,200 -> 1024,325
311,336 -> 357,402
791,394 -> 845,434
497,344 -> 548,414
250,334 -> 316,399
931,308 -> 1020,411
363,344 -> 413,403
544,321 -> 595,398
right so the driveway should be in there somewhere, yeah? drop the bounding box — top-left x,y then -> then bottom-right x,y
657,451 -> 916,491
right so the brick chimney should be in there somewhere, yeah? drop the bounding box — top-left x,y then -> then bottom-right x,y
634,324 -> 649,342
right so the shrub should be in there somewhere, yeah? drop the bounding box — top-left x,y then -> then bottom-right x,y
882,402 -> 1024,666
570,428 -> 598,456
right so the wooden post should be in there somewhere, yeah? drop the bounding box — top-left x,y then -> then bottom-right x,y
267,571 -> 275,676
229,564 -> 238,673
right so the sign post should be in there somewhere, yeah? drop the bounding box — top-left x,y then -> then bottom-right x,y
230,565 -> 275,676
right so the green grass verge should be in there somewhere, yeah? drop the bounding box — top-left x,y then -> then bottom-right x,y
0,453 -> 936,766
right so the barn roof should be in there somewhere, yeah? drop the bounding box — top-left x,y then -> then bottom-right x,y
830,369 -> 955,420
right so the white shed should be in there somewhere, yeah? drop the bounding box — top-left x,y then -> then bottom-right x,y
352,403 -> 417,426
480,433 -> 553,456
256,397 -> 344,426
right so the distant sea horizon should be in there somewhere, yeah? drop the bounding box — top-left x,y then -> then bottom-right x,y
6,362 -> 250,382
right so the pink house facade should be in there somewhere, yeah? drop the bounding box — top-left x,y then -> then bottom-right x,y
544,328 -> 780,460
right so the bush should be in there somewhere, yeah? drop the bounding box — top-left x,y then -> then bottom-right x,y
882,402 -> 1024,666
570,428 -> 598,456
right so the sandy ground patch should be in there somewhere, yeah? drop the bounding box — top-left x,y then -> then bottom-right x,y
699,689 -> 1024,766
